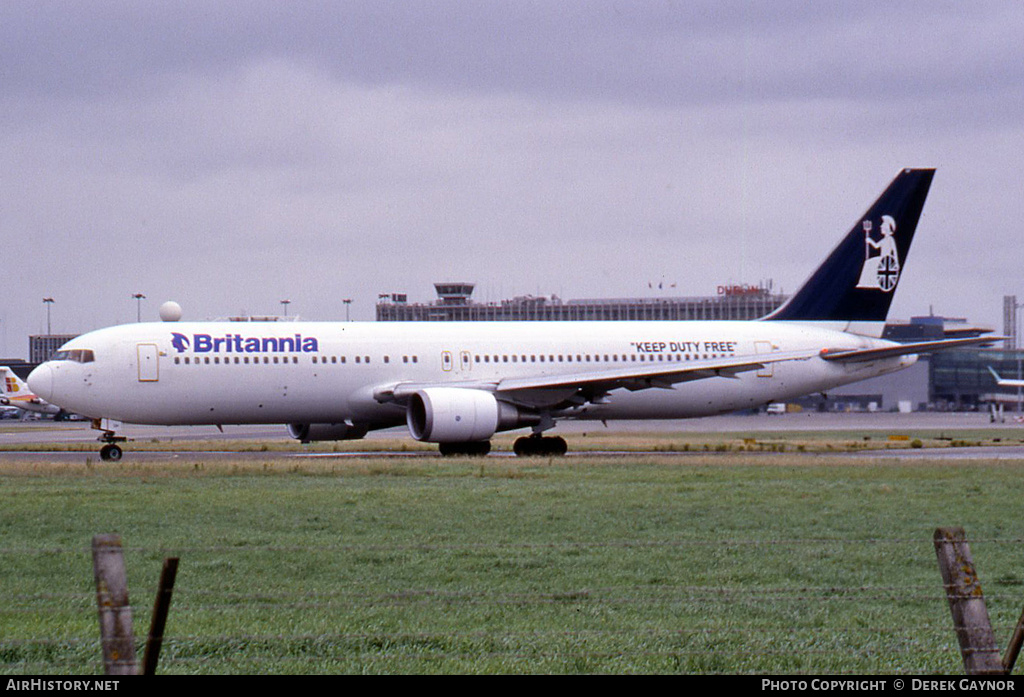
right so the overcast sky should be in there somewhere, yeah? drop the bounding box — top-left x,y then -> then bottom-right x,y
2,1 -> 1023,356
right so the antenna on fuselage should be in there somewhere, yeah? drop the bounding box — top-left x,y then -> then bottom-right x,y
159,301 -> 183,322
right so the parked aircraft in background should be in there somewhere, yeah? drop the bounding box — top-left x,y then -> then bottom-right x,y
28,169 -> 998,461
0,366 -> 63,417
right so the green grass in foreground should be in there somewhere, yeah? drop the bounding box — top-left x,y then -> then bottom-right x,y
3,454 -> 1024,674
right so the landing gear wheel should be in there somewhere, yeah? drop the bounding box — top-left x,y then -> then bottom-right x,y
100,444 -> 123,462
438,441 -> 492,457
513,436 -> 568,457
95,428 -> 128,462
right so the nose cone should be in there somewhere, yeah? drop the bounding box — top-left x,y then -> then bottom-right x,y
27,363 -> 54,402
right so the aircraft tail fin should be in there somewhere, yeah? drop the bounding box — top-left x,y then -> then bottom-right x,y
765,168 -> 935,325
1,367 -> 28,400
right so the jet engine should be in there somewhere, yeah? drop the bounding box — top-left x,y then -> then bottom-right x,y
406,387 -> 537,443
287,422 -> 369,443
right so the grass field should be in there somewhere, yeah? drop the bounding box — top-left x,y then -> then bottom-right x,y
4,449 -> 1024,674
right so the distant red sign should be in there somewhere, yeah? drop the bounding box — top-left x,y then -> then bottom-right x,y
717,284 -> 767,297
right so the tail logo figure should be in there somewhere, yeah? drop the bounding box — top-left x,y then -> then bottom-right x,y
856,215 -> 900,292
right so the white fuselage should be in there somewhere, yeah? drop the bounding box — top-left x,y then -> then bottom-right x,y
28,320 -> 913,431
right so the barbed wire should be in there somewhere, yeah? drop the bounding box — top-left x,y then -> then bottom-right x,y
5,536 -> 1024,556
7,585 -> 1004,614
0,623 -> 995,646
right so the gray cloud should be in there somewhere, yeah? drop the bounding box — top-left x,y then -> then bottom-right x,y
2,2 -> 1023,354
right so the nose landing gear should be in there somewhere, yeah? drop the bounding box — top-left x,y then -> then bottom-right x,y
93,420 -> 128,462
100,442 -> 123,462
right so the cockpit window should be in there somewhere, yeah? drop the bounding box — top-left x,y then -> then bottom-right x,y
51,349 -> 95,363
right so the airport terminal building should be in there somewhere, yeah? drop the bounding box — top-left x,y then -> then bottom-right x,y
376,282 -> 787,322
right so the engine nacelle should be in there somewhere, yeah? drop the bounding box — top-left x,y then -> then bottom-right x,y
287,422 -> 369,443
406,388 -> 537,443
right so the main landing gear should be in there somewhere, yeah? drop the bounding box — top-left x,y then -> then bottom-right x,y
513,435 -> 568,457
438,441 -> 492,456
437,435 -> 569,457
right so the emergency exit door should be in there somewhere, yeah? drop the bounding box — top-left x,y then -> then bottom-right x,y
755,341 -> 777,378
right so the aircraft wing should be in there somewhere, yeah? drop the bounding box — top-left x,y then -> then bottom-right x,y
818,335 -> 1003,363
375,348 -> 822,409
376,335 -> 1001,410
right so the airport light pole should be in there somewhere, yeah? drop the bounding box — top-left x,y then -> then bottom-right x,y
43,297 -> 54,335
343,298 -> 352,322
1017,300 -> 1023,414
280,300 -> 291,318
133,293 -> 146,323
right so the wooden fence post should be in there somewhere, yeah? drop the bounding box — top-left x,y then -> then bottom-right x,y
92,534 -> 138,676
142,557 -> 179,676
933,527 -> 1005,675
1003,608 -> 1024,673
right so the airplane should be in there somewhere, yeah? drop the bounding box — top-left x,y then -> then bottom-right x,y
988,367 -> 1024,388
28,168 -> 998,461
0,366 -> 63,417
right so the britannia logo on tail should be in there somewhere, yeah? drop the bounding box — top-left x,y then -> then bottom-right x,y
856,215 -> 900,292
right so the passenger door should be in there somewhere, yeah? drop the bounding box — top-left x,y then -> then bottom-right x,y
137,343 -> 159,382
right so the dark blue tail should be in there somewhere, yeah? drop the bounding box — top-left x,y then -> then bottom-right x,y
766,168 -> 935,322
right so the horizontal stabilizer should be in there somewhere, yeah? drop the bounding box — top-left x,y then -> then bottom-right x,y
819,336 -> 1003,363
